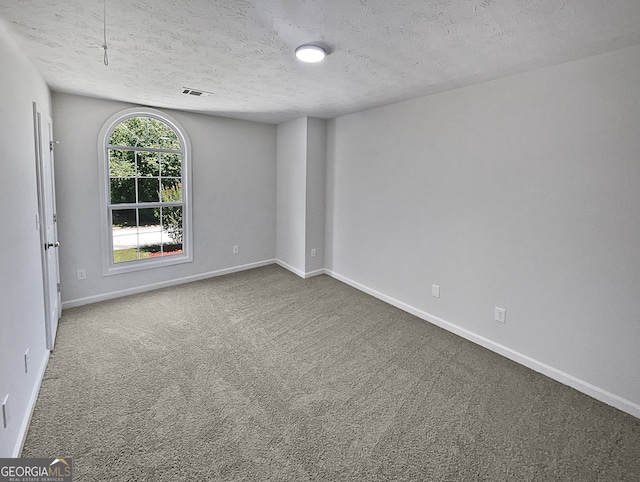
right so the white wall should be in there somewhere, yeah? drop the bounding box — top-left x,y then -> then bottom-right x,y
326,45 -> 640,416
276,117 -> 327,277
276,117 -> 308,274
305,118 -> 327,274
0,22 -> 51,456
53,93 -> 277,306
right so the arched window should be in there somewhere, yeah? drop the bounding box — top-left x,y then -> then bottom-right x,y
98,108 -> 192,274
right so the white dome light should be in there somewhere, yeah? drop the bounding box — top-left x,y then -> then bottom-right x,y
295,44 -> 326,63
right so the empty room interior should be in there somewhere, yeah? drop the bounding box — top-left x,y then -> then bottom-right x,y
1,0 -> 640,479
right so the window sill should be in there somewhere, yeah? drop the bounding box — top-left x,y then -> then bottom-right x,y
103,252 -> 193,276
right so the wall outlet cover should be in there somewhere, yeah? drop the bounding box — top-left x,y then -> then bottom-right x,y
431,284 -> 440,298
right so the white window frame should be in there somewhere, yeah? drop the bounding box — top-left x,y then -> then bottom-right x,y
98,107 -> 193,276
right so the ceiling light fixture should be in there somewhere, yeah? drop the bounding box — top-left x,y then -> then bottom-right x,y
295,44 -> 326,63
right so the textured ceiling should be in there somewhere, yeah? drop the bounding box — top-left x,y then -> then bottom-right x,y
2,0 -> 640,124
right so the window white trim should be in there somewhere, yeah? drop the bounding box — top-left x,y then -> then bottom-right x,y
98,107 -> 193,276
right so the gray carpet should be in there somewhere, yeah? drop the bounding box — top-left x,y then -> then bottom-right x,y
23,265 -> 640,481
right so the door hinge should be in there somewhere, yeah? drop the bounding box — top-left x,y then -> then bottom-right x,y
49,140 -> 59,152
53,214 -> 57,222
57,283 -> 61,292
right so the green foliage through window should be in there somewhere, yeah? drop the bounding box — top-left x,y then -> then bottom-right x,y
107,115 -> 185,263
109,117 -> 180,150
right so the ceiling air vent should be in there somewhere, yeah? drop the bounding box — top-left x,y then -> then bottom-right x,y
182,88 -> 213,97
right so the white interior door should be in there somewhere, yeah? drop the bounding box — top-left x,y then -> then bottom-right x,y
34,104 -> 61,350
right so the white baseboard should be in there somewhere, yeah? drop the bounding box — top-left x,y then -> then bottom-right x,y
60,259 -> 639,419
62,259 -> 276,309
13,349 -> 50,457
325,269 -> 640,420
275,259 -> 305,278
304,268 -> 326,278
275,260 -> 327,279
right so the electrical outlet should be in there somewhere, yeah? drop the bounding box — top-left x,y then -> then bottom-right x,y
24,349 -> 29,374
495,307 -> 506,324
2,395 -> 8,429
311,248 -> 317,258
431,284 -> 440,298
77,269 -> 87,280
232,245 -> 239,254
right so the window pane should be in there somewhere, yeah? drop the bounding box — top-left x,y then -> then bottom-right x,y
137,151 -> 159,177
160,153 -> 181,176
162,206 -> 183,245
110,178 -> 135,204
121,117 -> 147,139
109,149 -> 135,177
138,207 -> 158,227
161,179 -> 182,202
161,230 -> 182,258
112,208 -> 138,263
162,247 -> 182,257
111,208 -> 162,263
109,123 -> 136,146
138,178 -> 160,202
112,208 -> 136,227
138,223 -> 162,251
148,118 -> 180,149
137,137 -> 159,149
158,135 -> 181,150
138,209 -> 161,258
113,247 -> 140,263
